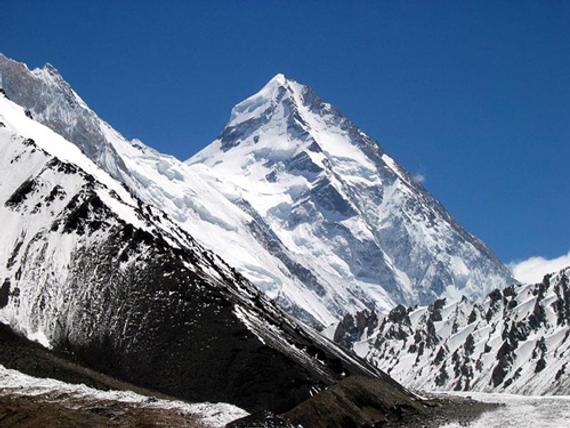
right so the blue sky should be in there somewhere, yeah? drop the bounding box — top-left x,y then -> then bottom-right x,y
2,1 -> 569,267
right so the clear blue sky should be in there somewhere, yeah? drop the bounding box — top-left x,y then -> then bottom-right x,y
2,1 -> 569,265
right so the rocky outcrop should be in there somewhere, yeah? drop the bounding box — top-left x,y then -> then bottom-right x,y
334,269 -> 570,395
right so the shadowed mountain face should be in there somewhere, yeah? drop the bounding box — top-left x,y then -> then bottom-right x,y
334,268 -> 570,395
0,91 -> 401,413
0,54 -> 514,329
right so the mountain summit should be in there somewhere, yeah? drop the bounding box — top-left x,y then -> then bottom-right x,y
0,55 -> 514,327
189,74 -> 515,323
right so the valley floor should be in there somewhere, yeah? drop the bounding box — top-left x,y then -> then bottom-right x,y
1,319 -> 567,427
0,365 -> 247,427
436,392 -> 570,428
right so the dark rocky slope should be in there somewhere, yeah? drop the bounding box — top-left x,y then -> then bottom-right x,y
229,376 -> 498,428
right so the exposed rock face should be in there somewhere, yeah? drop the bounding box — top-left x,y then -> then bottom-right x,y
0,90 -> 398,413
0,54 -> 514,328
333,309 -> 379,349
333,268 -> 570,395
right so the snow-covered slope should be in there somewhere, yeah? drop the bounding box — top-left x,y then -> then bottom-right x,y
334,268 -> 570,395
0,90 -> 397,413
0,54 -> 514,328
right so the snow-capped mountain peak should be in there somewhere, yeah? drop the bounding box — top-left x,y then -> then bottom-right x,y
227,72 -> 293,126
200,73 -> 371,163
189,74 -> 515,323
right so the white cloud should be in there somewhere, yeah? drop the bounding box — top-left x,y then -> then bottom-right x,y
413,173 -> 426,183
509,250 -> 570,284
